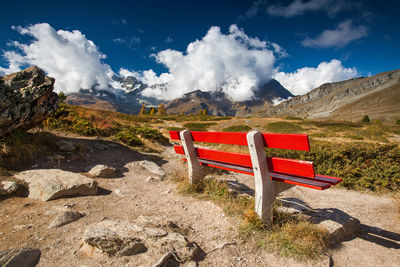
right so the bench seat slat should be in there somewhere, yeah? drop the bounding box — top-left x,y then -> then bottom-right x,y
169,131 -> 310,151
198,158 -> 254,175
315,174 -> 342,185
270,172 -> 331,190
174,145 -> 315,178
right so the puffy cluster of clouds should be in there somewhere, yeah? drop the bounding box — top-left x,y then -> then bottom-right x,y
274,59 -> 358,95
0,23 -> 361,101
0,23 -> 113,93
302,20 -> 368,48
136,24 -> 283,101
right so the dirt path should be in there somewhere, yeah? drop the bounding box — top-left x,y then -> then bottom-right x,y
0,133 -> 399,266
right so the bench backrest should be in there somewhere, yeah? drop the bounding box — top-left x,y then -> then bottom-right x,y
169,130 -> 315,178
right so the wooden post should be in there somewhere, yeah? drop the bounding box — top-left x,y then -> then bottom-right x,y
247,131 -> 276,225
180,130 -> 204,184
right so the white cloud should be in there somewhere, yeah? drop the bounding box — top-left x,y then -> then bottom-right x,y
165,37 -> 173,43
274,59 -> 358,95
119,68 -> 172,86
139,24 -> 277,101
0,23 -> 114,93
267,0 -> 356,17
301,20 -> 368,48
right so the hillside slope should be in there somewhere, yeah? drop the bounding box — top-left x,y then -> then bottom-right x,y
264,69 -> 400,121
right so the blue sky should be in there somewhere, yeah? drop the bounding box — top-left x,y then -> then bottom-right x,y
1,0 -> 399,99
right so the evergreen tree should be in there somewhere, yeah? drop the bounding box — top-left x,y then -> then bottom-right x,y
149,107 -> 156,115
157,103 -> 166,115
361,115 -> 370,123
139,104 -> 146,115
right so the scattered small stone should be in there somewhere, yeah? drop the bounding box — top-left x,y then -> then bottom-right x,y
146,176 -> 164,182
14,224 -> 33,230
0,248 -> 41,267
87,165 -> 117,178
49,210 -> 84,229
56,140 -> 76,152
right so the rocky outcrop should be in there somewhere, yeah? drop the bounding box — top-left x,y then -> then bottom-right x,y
15,169 -> 98,201
81,216 -> 199,264
0,66 -> 59,137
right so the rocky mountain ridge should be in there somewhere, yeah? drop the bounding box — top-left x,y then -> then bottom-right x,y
66,76 -> 293,116
264,69 -> 400,121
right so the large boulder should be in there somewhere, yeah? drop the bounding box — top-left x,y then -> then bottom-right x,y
0,66 -> 59,137
15,169 -> 98,201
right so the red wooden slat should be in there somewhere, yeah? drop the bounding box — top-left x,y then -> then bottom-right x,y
173,145 -> 315,178
267,157 -> 315,178
262,133 -> 310,151
169,131 -> 310,151
270,172 -> 331,190
169,131 -> 180,140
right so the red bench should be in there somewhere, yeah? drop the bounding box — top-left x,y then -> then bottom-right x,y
169,130 -> 342,224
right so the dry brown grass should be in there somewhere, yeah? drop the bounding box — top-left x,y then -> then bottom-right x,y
172,170 -> 330,259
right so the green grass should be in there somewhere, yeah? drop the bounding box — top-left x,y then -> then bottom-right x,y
183,122 -> 217,131
264,121 -> 303,134
222,125 -> 252,132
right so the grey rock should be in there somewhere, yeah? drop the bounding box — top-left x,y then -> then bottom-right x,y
0,66 -> 59,137
137,160 -> 166,177
87,164 -> 117,178
15,169 -> 98,201
0,248 -> 41,267
56,140 -> 75,152
0,181 -> 19,196
49,210 -> 84,228
306,208 -> 361,245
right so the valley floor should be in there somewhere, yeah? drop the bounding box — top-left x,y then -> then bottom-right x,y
0,132 -> 399,266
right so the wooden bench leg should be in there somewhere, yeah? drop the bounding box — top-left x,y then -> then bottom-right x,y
247,131 -> 276,225
180,130 -> 204,184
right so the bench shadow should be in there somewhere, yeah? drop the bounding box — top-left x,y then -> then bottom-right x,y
278,197 -> 400,250
225,180 -> 255,196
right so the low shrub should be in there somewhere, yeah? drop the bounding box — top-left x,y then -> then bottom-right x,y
114,129 -> 143,146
